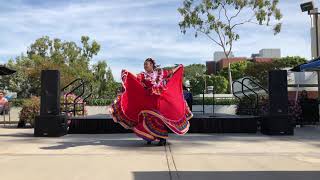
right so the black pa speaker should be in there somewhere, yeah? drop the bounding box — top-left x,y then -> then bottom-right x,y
34,70 -> 67,137
40,70 -> 60,115
261,114 -> 294,135
261,70 -> 293,135
34,115 -> 67,137
268,70 -> 288,115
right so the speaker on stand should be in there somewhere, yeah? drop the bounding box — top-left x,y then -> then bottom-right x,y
261,70 -> 294,135
34,70 -> 67,137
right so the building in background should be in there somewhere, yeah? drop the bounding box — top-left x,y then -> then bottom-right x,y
206,49 -> 281,74
252,57 -> 273,63
258,49 -> 281,58
216,57 -> 247,71
214,51 -> 234,61
206,61 -> 217,74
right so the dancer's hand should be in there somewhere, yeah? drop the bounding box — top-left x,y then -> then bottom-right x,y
172,64 -> 182,73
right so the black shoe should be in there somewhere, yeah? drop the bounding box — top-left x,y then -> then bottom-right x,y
146,141 -> 152,145
157,138 -> 166,146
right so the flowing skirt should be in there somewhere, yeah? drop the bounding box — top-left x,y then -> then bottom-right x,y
109,67 -> 193,141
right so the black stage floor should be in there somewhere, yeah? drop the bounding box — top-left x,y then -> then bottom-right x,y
68,113 -> 260,134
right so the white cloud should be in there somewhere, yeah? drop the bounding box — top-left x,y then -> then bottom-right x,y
0,0 -> 317,81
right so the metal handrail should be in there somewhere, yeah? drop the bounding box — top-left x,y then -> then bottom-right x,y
73,82 -> 85,116
242,77 -> 268,94
241,80 -> 259,110
232,78 -> 266,115
232,80 -> 243,104
61,78 -> 82,92
82,83 -> 93,116
238,77 -> 271,115
62,79 -> 93,117
64,79 -> 84,116
82,83 -> 93,103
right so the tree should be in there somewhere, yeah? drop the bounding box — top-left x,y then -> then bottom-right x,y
93,61 -> 108,98
104,67 -> 120,99
245,61 -> 276,87
178,0 -> 282,91
4,36 -> 105,98
0,57 -> 33,97
189,74 -> 206,95
184,64 -> 206,81
273,56 -> 307,68
188,73 -> 228,94
209,75 -> 228,93
218,60 -> 251,80
92,61 -> 119,99
244,56 -> 307,87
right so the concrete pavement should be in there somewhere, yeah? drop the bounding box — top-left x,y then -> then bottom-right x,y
1,126 -> 320,180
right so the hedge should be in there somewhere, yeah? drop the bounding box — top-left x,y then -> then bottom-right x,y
11,97 -> 238,107
193,98 -> 238,105
85,99 -> 114,106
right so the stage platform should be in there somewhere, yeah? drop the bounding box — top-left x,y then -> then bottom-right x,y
68,113 -> 260,134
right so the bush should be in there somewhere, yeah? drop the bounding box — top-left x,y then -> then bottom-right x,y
19,96 -> 40,127
11,98 -> 25,107
193,97 -> 238,105
235,94 -> 266,115
235,95 -> 302,120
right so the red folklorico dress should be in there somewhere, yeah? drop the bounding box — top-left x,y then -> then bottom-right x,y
110,65 -> 193,141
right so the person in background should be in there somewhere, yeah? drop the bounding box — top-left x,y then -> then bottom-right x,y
183,85 -> 193,111
299,90 -> 308,102
0,90 -> 9,114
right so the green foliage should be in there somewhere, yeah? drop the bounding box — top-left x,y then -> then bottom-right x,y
19,96 -> 40,127
188,74 -> 228,94
184,64 -> 206,81
235,94 -> 263,115
218,60 -> 251,80
92,61 -> 108,98
26,35 -> 100,89
210,75 -> 228,93
189,73 -> 206,95
0,57 -> 38,97
245,62 -> 277,87
193,97 -> 238,105
3,36 -> 118,99
183,64 -> 208,95
5,36 -> 100,97
103,68 -> 120,99
178,0 -> 282,57
186,56 -> 306,94
11,99 -> 25,107
86,99 -> 114,106
273,56 -> 307,68
245,56 -> 307,87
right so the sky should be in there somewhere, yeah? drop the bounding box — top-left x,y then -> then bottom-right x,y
0,0 -> 316,81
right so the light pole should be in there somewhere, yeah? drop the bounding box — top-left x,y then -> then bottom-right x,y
228,62 -> 233,93
310,9 -> 320,101
301,1 -> 320,100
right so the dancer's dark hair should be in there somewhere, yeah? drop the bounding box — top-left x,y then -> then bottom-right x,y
145,58 -> 157,69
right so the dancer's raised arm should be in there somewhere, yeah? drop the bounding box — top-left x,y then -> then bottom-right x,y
172,64 -> 182,74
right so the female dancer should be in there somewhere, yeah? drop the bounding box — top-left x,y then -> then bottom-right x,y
110,58 -> 192,145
